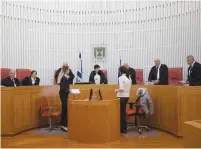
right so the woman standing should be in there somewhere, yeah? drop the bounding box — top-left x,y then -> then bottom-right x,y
116,66 -> 132,133
55,62 -> 75,131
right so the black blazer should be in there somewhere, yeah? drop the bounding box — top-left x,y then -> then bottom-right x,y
54,68 -> 75,85
59,76 -> 70,94
148,64 -> 168,85
89,70 -> 107,84
187,61 -> 201,86
118,67 -> 136,84
21,76 -> 40,86
1,77 -> 21,87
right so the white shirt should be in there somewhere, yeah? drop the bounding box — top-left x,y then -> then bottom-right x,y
94,74 -> 100,84
117,74 -> 132,97
188,61 -> 195,77
31,77 -> 35,85
157,64 -> 161,80
11,78 -> 16,87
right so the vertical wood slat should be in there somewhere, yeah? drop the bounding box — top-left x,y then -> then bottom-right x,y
1,1 -> 201,84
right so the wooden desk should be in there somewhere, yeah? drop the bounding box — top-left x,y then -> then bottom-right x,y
183,120 -> 201,148
1,85 -> 201,137
68,99 -> 120,143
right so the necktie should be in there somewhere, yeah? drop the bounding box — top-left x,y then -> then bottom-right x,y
12,78 -> 16,87
188,66 -> 192,78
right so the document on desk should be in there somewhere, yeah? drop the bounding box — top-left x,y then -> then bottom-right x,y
70,89 -> 80,94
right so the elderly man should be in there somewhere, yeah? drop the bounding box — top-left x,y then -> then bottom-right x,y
148,59 -> 168,85
1,70 -> 20,87
120,63 -> 136,84
54,62 -> 75,131
186,55 -> 201,86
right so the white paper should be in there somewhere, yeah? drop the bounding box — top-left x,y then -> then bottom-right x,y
179,81 -> 188,84
70,89 -> 80,94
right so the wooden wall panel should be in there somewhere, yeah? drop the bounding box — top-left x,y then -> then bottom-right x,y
1,85 -> 201,137
1,90 -> 14,135
13,91 -> 31,134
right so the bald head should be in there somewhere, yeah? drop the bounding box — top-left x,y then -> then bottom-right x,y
154,59 -> 160,67
187,55 -> 195,65
123,63 -> 129,69
9,70 -> 15,79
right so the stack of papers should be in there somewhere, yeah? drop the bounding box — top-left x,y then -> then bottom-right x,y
70,89 -> 80,94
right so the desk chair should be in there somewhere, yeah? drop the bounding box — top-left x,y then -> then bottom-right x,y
126,97 -> 150,134
40,96 -> 61,131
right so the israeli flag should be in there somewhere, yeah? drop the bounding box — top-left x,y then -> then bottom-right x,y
76,53 -> 83,83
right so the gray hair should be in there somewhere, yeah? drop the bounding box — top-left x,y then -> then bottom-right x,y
187,55 -> 194,60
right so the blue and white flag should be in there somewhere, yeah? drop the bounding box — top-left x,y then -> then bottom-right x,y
76,53 -> 83,83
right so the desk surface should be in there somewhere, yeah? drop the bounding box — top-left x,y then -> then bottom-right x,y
183,119 -> 201,148
1,85 -> 201,137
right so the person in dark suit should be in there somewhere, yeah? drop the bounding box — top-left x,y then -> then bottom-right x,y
54,62 -> 74,131
89,64 -> 107,84
122,63 -> 136,84
1,70 -> 20,87
21,70 -> 40,86
54,62 -> 75,85
148,59 -> 168,85
186,55 -> 201,86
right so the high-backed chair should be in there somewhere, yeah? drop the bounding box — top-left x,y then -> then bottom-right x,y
135,69 -> 144,85
168,67 -> 183,85
126,97 -> 150,134
1,68 -> 11,79
16,68 -> 32,81
40,96 -> 61,131
101,69 -> 107,78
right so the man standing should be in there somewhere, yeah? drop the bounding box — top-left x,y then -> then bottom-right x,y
186,55 -> 201,86
148,59 -> 168,85
1,70 -> 20,87
122,63 -> 136,85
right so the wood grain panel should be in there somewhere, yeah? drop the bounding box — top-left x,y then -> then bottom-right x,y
13,91 -> 31,133
1,90 -> 14,135
183,120 -> 201,148
1,85 -> 201,137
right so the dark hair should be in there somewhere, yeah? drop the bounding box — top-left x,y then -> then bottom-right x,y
119,66 -> 129,79
94,64 -> 100,69
31,70 -> 37,75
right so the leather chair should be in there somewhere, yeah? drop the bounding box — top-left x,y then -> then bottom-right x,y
126,97 -> 150,134
1,68 -> 11,79
135,69 -> 144,85
16,68 -> 32,81
101,69 -> 107,78
40,96 -> 61,131
168,67 -> 183,85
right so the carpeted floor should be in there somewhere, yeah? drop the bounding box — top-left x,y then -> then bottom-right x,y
33,127 -> 160,137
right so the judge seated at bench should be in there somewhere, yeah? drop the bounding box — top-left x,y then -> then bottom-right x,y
148,58 -> 168,85
1,70 -> 20,87
123,63 -> 136,84
89,64 -> 107,84
21,70 -> 40,86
